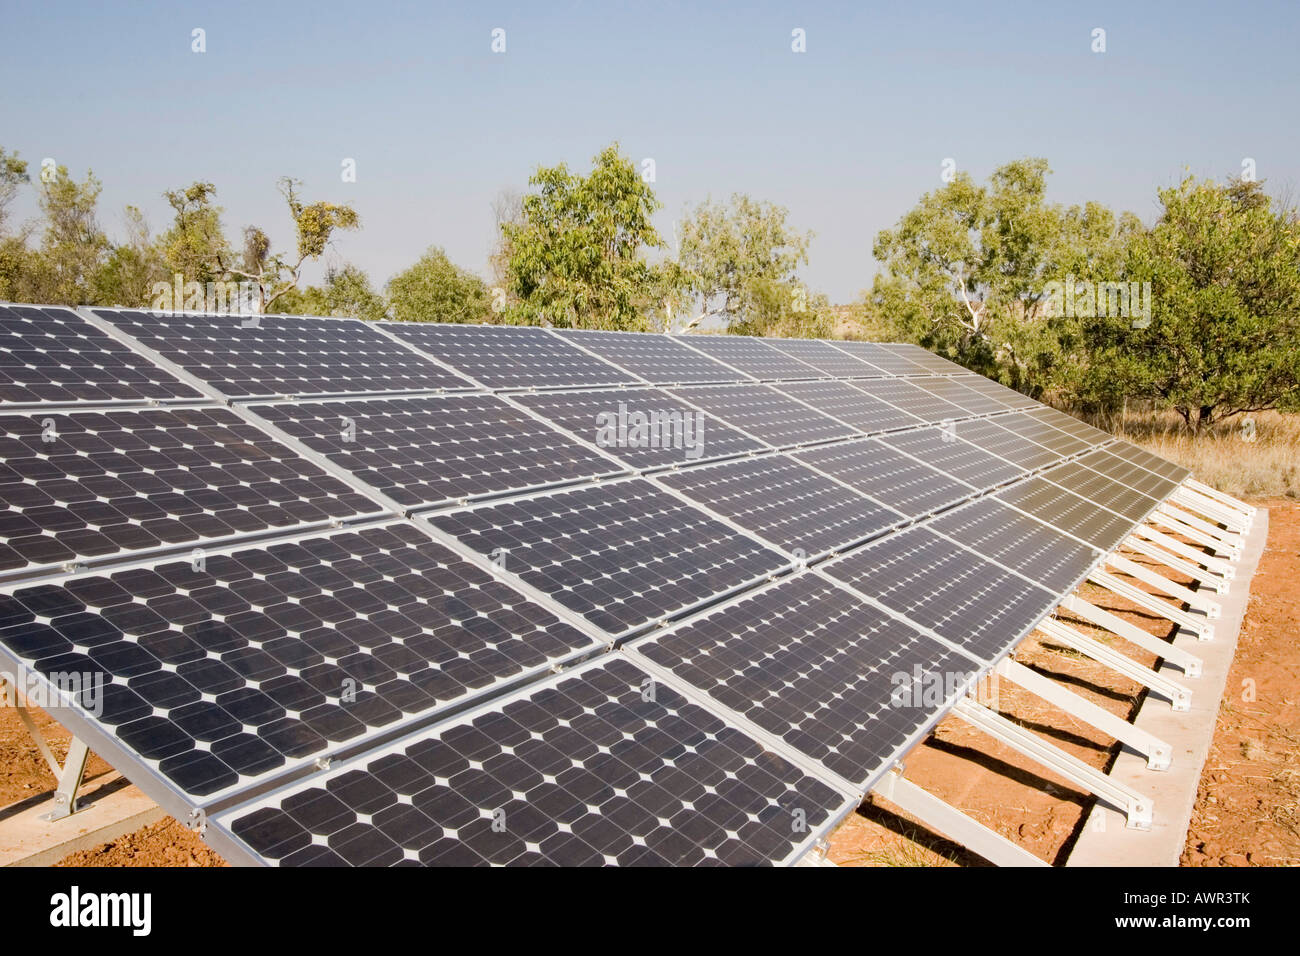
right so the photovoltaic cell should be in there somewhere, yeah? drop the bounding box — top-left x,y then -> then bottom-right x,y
381,323 -> 636,390
1074,448 -> 1180,500
949,374 -> 1039,410
251,395 -> 621,509
946,418 -> 1064,471
0,522 -> 600,799
764,339 -> 885,378
672,335 -> 825,381
995,476 -> 1137,552
1105,440 -> 1191,484
658,455 -> 904,558
552,329 -> 743,384
824,526 -> 1061,661
988,412 -> 1092,457
430,480 -> 788,637
911,377 -> 1008,416
95,310 -> 471,398
0,407 -> 381,574
879,344 -> 962,374
513,387 -> 762,470
0,305 -> 200,405
829,341 -> 926,375
796,439 -> 973,519
219,657 -> 851,866
850,380 -> 969,423
1037,461 -> 1159,522
1029,406 -> 1112,446
633,574 -> 975,787
879,427 -> 1024,489
773,381 -> 925,433
928,497 -> 1100,594
672,384 -> 855,448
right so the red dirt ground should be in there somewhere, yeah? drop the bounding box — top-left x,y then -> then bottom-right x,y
0,502 -> 1292,868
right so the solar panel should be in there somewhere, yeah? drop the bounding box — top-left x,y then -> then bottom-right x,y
381,323 -> 637,390
0,304 -> 201,405
879,427 -> 1024,489
672,384 -> 855,448
1074,447 -> 1182,500
1029,406 -> 1112,446
828,341 -> 926,375
216,657 -> 854,866
942,418 -> 1065,471
823,526 -> 1061,662
850,379 -> 969,423
672,335 -> 825,381
912,377 -> 1009,416
513,387 -> 763,470
764,339 -> 886,378
429,480 -> 789,637
657,455 -> 905,559
994,476 -> 1137,552
948,373 -> 1039,410
94,310 -> 471,399
928,497 -> 1101,593
773,381 -> 925,433
0,521 -> 601,800
0,407 -> 383,576
0,306 -> 1202,867
630,574 -> 976,787
987,411 -> 1093,457
552,329 -> 743,385
1037,460 -> 1160,522
880,343 -> 963,374
796,439 -> 973,519
1105,439 -> 1191,483
251,394 -> 623,509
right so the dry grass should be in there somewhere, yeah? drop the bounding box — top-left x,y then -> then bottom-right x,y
1082,408 -> 1300,499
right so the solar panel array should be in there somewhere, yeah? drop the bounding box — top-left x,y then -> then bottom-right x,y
0,305 -> 1192,867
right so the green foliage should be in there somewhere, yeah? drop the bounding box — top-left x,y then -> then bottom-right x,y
159,182 -> 230,287
92,206 -> 168,307
34,163 -> 109,305
674,194 -> 814,336
0,146 -> 30,235
503,144 -> 665,330
386,246 -> 488,323
1079,177 -> 1300,428
273,262 -> 387,321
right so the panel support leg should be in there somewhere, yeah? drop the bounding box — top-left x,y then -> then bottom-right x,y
1103,553 -> 1220,617
2,677 -> 91,820
870,768 -> 1047,867
994,658 -> 1172,770
1122,535 -> 1229,594
1087,568 -> 1214,640
1131,524 -> 1234,578
1037,617 -> 1191,710
1058,594 -> 1202,677
952,698 -> 1153,829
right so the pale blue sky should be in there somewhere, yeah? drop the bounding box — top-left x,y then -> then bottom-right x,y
2,0 -> 1297,303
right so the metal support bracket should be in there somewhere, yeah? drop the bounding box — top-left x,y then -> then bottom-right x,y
1058,594 -> 1202,678
994,657 -> 1172,771
953,698 -> 1153,829
1172,487 -> 1249,533
1037,617 -> 1192,711
1131,524 -> 1234,578
871,768 -> 1047,866
1149,510 -> 1240,559
1103,552 -> 1220,617
1122,534 -> 1229,594
1087,568 -> 1214,640
2,678 -> 91,820
1184,478 -> 1256,519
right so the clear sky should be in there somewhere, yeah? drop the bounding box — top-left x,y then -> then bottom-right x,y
2,0 -> 1297,303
